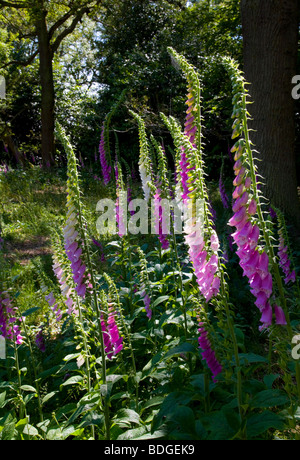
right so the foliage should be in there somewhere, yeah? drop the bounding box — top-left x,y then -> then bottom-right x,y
0,48 -> 299,442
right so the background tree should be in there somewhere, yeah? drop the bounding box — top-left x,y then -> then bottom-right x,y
0,0 -> 102,166
240,0 -> 300,227
95,0 -> 242,168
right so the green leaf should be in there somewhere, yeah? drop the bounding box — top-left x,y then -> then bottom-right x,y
201,411 -> 237,440
152,391 -> 194,433
15,418 -> 27,430
250,389 -> 290,409
237,353 -> 269,365
169,405 -> 196,436
42,391 -> 58,404
135,429 -> 166,440
141,352 -> 164,379
114,409 -> 140,427
46,425 -> 76,440
263,374 -> 280,389
152,295 -> 169,308
22,307 -> 40,317
164,342 -> 195,359
1,414 -> 15,440
61,375 -> 83,387
20,385 -> 37,393
23,424 -> 39,437
66,404 -> 92,426
78,413 -> 105,429
63,353 -> 80,362
117,426 -> 147,440
246,410 -> 285,438
0,391 -> 6,409
37,365 -> 60,380
141,396 -> 164,413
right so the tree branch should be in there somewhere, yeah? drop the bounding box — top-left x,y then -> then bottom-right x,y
48,9 -> 73,41
50,6 -> 90,54
0,48 -> 39,69
0,0 -> 29,7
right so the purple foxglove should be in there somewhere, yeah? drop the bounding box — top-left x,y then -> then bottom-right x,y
141,291 -> 152,319
260,303 -> 273,327
248,198 -> 257,216
232,191 -> 249,213
0,291 -> 23,345
198,321 -> 222,382
274,304 -> 287,325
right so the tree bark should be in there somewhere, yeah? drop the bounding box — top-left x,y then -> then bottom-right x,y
240,0 -> 300,228
3,135 -> 26,166
36,7 -> 55,166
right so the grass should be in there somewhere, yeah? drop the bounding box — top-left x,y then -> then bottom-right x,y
0,166 -> 104,321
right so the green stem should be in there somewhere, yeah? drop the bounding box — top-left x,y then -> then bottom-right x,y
19,314 -> 43,423
220,272 -> 243,423
13,342 -> 25,420
171,220 -> 188,340
77,303 -> 95,439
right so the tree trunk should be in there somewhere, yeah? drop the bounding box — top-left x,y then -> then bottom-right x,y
3,135 -> 26,166
36,7 -> 55,166
240,0 -> 300,228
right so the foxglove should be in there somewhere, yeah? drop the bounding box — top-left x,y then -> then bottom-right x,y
56,123 -> 90,301
35,327 -> 46,352
198,321 -> 222,382
0,291 -> 23,345
100,283 -> 124,359
45,291 -> 62,322
165,48 -> 221,303
166,48 -> 223,381
223,56 -> 287,329
64,206 -> 88,299
129,111 -> 154,203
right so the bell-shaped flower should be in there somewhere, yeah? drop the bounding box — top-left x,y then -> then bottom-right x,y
274,305 -> 287,325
